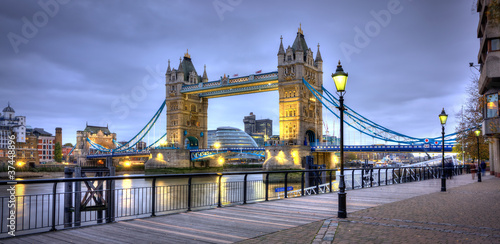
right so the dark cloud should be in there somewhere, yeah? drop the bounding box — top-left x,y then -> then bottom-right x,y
0,0 -> 478,145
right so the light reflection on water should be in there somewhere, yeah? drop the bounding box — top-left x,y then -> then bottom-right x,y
0,170 -> 401,235
0,170 -> 397,197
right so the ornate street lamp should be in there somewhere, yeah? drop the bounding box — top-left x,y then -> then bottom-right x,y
474,128 -> 482,182
439,108 -> 448,192
332,60 -> 348,218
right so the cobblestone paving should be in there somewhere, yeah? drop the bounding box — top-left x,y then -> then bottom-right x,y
333,177 -> 500,243
237,175 -> 500,244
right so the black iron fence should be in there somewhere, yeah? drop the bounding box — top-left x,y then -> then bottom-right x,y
0,165 -> 467,238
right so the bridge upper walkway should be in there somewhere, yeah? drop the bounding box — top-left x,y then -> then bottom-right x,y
181,71 -> 278,98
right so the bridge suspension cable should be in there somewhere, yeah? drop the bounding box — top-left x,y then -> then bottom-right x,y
87,100 -> 167,154
302,78 -> 465,145
114,100 -> 166,152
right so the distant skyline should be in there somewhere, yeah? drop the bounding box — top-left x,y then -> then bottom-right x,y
0,0 -> 480,145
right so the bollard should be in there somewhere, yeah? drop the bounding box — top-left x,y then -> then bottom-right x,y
265,173 -> 269,201
74,167 -> 81,227
284,172 -> 288,198
243,174 -> 248,204
64,167 -> 73,228
51,182 -> 58,231
301,172 -> 305,196
218,175 -> 222,207
187,176 -> 192,211
352,170 -> 355,190
329,171 -> 332,193
151,178 -> 157,216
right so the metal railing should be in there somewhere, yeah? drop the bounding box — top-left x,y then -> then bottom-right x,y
0,165 -> 467,238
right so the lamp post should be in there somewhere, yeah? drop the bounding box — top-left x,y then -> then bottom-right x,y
439,108 -> 448,192
474,128 -> 482,182
332,60 -> 348,218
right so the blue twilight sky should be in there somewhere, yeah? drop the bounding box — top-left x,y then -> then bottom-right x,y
0,0 -> 480,145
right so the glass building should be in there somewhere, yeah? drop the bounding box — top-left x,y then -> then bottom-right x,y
208,127 -> 258,148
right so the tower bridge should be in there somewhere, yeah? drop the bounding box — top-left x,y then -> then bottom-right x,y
152,25 -> 325,169
81,26 -> 462,169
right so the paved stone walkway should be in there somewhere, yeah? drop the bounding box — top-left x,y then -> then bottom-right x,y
3,173 -> 498,243
241,174 -> 499,243
332,175 -> 500,243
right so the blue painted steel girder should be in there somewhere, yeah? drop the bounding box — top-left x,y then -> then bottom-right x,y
311,144 -> 454,152
181,72 -> 278,98
196,83 -> 278,98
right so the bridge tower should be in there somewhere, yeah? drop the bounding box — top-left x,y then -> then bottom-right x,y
264,26 -> 325,170
277,26 -> 323,146
165,50 -> 208,149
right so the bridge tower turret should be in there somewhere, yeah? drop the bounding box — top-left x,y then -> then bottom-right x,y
277,26 -> 323,147
165,50 -> 208,150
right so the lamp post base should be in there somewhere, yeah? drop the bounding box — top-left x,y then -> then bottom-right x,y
441,177 -> 446,192
338,191 -> 347,218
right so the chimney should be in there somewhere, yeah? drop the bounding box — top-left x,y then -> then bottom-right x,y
55,127 -> 62,145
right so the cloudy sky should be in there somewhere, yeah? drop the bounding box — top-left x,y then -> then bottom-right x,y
0,0 -> 479,145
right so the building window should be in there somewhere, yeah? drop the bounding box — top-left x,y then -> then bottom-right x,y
491,38 -> 500,52
486,93 -> 499,118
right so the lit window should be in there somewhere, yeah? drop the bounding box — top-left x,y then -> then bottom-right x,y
486,93 -> 498,118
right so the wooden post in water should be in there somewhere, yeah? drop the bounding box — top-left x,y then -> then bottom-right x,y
74,167 -> 81,227
64,167 -> 74,228
106,157 -> 115,223
96,170 -> 104,224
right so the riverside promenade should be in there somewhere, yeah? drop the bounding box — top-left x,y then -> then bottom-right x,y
3,173 -> 499,243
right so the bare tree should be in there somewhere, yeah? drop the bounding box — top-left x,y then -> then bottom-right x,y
453,76 -> 489,161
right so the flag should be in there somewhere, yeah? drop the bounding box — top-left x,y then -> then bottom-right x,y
233,74 -> 238,77
255,70 -> 262,73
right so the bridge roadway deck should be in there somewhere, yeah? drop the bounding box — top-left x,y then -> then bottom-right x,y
4,174 -> 498,243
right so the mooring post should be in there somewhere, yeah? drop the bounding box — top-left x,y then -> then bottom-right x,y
64,167 -> 74,228
265,173 -> 269,201
187,176 -> 192,211
243,174 -> 248,204
152,178 -> 157,216
217,175 -> 222,207
284,172 -> 288,198
96,171 -> 103,224
50,182 -> 58,231
106,165 -> 116,223
301,172 -> 305,196
74,167 -> 81,226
